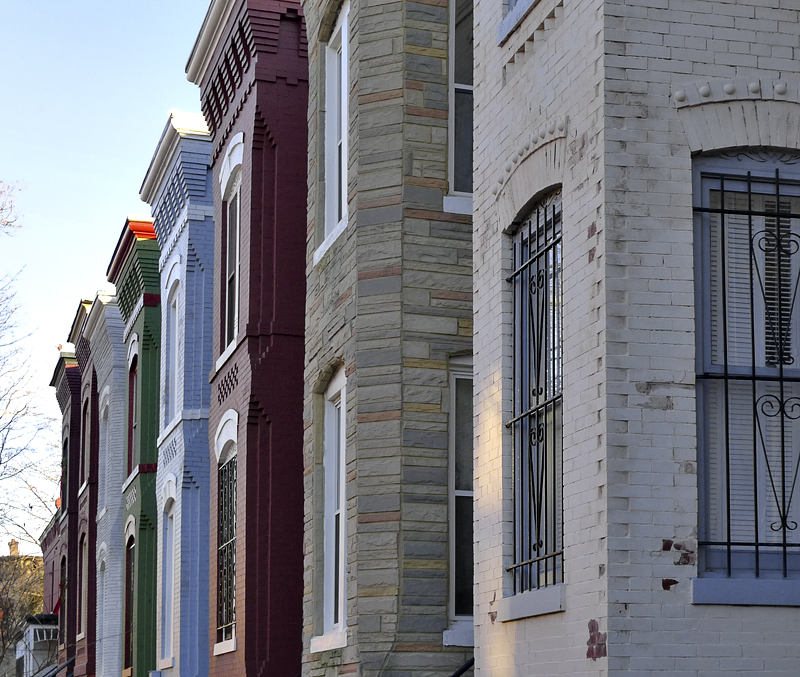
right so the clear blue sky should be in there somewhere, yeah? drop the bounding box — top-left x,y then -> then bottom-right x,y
0,1 -> 210,550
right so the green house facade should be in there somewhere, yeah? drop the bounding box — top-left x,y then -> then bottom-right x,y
107,218 -> 161,677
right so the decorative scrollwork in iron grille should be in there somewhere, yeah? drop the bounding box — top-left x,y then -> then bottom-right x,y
696,161 -> 800,578
505,191 -> 563,594
218,456 -> 237,640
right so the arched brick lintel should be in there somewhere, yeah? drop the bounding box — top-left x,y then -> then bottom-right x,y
675,83 -> 800,155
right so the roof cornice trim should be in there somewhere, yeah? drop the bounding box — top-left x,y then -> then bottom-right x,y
186,0 -> 239,85
140,112 -> 210,205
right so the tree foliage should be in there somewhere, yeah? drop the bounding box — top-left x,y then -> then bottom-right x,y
0,554 -> 44,669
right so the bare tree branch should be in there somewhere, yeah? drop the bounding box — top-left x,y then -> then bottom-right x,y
0,182 -> 20,235
0,185 -> 59,551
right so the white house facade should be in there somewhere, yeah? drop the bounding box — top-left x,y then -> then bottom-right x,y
473,0 -> 800,674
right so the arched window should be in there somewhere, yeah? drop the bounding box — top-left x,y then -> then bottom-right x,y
58,556 -> 66,646
81,400 -> 90,486
165,280 -> 180,426
124,535 -> 136,669
213,410 -> 238,654
77,533 -> 88,636
127,355 -> 138,477
161,498 -> 175,660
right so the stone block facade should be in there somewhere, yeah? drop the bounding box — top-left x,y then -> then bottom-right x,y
141,111 -> 215,677
473,0 -> 800,674
300,0 -> 474,674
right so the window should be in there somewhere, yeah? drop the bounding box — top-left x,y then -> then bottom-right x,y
324,2 -> 349,242
218,450 -> 237,644
81,401 -> 90,486
99,407 -> 108,511
445,364 -> 474,645
213,410 -> 238,654
77,534 -> 88,636
97,562 -> 105,677
318,367 -> 346,646
224,177 -> 241,348
58,557 -> 66,646
165,284 -> 180,425
124,536 -> 135,670
161,501 -> 175,659
127,355 -> 138,477
507,191 -> 563,594
695,153 -> 800,579
449,0 -> 473,195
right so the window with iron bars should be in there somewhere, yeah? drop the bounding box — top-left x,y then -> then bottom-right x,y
506,191 -> 563,594
695,153 -> 800,579
218,455 -> 237,641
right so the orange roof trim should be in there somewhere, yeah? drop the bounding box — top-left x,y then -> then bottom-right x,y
127,218 -> 156,240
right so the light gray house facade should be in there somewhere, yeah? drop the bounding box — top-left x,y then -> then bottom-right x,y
140,111 -> 214,677
473,0 -> 800,674
80,293 -> 127,677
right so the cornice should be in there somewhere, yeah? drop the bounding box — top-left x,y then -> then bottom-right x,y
186,0 -> 240,85
107,218 -> 156,283
140,111 -> 210,206
66,300 -> 92,346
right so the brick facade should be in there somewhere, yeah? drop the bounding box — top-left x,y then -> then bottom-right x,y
141,111 -> 215,677
187,2 -> 308,674
473,0 -> 800,674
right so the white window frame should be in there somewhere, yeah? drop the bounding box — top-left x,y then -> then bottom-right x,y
446,0 -> 473,215
444,361 -> 474,646
224,172 -> 242,351
213,410 -> 239,655
315,1 -> 350,264
310,368 -> 347,653
163,262 -> 181,429
160,496 -> 176,665
77,532 -> 88,640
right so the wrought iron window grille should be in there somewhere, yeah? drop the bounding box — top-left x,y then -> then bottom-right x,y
506,191 -> 563,594
695,160 -> 800,579
218,456 -> 237,641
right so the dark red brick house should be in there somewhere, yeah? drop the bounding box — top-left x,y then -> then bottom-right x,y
49,305 -> 89,672
186,0 -> 308,674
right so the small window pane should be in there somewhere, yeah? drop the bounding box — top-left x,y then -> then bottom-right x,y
454,495 -> 473,615
454,0 -> 473,86
454,90 -> 473,194
454,377 -> 473,491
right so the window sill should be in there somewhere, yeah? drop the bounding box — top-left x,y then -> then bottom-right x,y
76,631 -> 85,641
122,467 -> 140,493
443,620 -> 474,646
122,669 -> 133,677
157,657 -> 174,670
313,219 -> 348,266
96,506 -> 108,522
497,584 -> 565,622
309,628 -> 347,653
215,337 -> 238,373
157,416 -> 182,447
213,637 -> 237,655
692,577 -> 800,606
78,481 -> 89,498
498,0 -> 541,45
443,194 -> 472,216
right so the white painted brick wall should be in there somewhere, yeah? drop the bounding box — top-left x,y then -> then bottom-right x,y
474,0 -> 800,674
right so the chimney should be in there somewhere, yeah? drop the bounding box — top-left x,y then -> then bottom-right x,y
8,539 -> 18,557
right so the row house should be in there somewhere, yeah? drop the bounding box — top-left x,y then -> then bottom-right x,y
77,293 -> 127,677
298,0 -> 474,676
472,0 -> 800,675
186,1 -> 308,675
48,335 -> 84,673
140,111 -> 215,677
106,218 -> 161,677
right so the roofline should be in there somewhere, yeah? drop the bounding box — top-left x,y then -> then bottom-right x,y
140,111 -> 210,205
106,218 -> 156,284
186,0 -> 238,85
66,300 -> 93,346
49,352 -> 77,389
